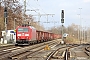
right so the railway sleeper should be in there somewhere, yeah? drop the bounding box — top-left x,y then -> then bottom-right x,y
8,48 -> 30,59
52,51 -> 65,59
9,51 -> 30,60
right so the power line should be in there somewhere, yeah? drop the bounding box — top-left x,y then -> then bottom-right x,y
27,0 -> 39,10
34,0 -> 46,14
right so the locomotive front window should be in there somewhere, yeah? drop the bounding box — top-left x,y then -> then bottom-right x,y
18,28 -> 29,32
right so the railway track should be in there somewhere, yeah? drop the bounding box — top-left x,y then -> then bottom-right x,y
0,47 -> 23,56
85,46 -> 90,52
0,39 -> 59,60
0,44 -> 15,51
1,40 -> 89,60
0,45 -> 20,56
69,44 -> 90,60
0,41 -> 90,60
46,44 -> 85,60
46,46 -> 69,60
10,40 -> 58,60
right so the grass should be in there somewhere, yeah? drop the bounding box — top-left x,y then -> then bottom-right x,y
65,36 -> 80,44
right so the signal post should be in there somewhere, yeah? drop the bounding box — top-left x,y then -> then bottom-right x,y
4,1 -> 8,44
61,10 -> 64,41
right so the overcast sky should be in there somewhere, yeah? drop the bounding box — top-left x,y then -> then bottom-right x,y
20,0 -> 90,29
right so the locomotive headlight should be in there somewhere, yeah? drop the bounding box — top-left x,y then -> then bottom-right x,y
25,34 -> 29,36
18,34 -> 21,36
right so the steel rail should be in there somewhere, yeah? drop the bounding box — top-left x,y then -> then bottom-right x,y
10,41 -> 56,60
46,44 -> 79,60
0,40 -> 57,60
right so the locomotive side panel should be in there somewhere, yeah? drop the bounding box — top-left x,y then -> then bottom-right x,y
36,31 -> 38,41
30,26 -> 36,41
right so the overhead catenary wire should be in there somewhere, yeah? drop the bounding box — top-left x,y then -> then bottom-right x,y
25,0 -> 46,14
33,1 -> 56,29
34,0 -> 46,14
26,1 -> 52,21
20,0 -> 55,30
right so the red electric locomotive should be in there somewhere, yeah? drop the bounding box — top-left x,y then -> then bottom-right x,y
16,25 -> 36,45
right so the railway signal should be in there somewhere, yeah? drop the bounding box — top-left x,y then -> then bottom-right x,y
61,10 -> 64,23
4,7 -> 8,24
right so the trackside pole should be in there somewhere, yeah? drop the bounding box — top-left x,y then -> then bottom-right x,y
61,10 -> 64,43
62,23 -> 63,41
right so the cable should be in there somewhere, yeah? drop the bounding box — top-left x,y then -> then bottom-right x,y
26,0 -> 40,13
34,0 -> 46,14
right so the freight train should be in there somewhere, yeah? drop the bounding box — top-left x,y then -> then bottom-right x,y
15,25 -> 61,45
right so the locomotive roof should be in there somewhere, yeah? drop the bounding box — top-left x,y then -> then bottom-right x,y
17,26 -> 36,29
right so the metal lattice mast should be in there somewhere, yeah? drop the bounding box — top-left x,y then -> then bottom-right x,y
23,0 -> 26,25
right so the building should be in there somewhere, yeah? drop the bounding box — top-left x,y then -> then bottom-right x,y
1,30 -> 16,44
